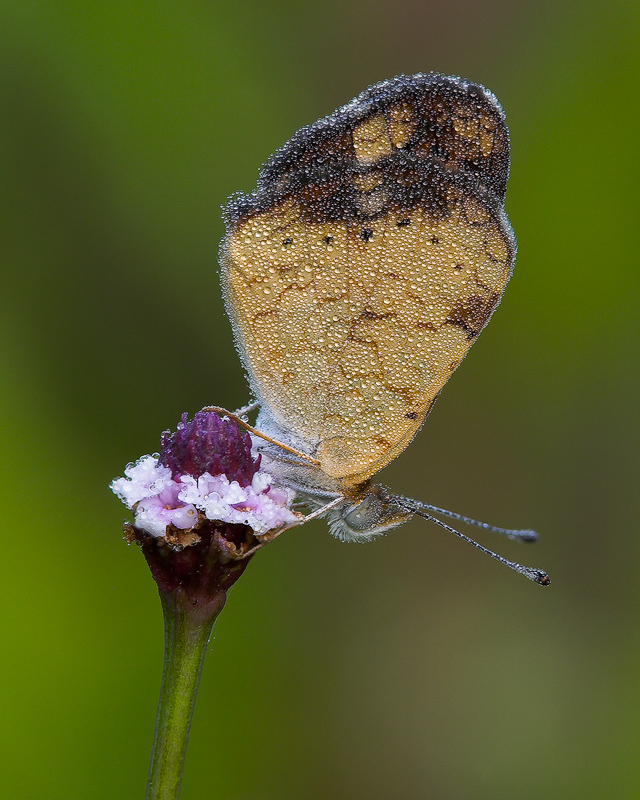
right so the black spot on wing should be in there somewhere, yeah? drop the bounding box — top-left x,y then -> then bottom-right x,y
445,293 -> 501,339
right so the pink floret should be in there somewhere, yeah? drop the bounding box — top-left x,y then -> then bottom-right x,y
111,454 -> 297,538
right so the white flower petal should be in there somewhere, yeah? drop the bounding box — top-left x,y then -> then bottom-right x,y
134,503 -> 170,537
176,475 -> 201,506
170,505 -> 198,530
251,472 -> 271,494
110,455 -> 174,508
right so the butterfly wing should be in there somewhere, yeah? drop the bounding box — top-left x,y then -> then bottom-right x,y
221,73 -> 515,485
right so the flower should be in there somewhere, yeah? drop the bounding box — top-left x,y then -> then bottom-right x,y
111,410 -> 299,548
111,415 -> 301,800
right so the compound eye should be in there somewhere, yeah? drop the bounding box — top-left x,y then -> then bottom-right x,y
343,494 -> 384,532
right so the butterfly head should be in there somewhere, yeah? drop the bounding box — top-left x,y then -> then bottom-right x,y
326,483 -> 412,542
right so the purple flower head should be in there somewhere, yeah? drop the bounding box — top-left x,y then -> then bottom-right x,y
111,409 -> 298,548
159,410 -> 259,485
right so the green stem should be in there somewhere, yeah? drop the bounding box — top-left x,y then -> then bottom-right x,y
146,590 -> 224,800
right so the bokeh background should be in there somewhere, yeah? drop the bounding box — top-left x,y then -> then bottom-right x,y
1,1 -> 638,798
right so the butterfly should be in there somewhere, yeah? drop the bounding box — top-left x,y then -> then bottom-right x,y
215,73 -> 549,585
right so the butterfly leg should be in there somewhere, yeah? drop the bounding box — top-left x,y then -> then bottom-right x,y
232,400 -> 260,418
239,496 -> 344,559
202,405 -> 320,466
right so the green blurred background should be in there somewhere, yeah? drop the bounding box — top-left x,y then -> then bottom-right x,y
1,1 -> 638,798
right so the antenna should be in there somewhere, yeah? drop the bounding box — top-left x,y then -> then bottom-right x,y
390,494 -> 550,586
400,499 -> 539,543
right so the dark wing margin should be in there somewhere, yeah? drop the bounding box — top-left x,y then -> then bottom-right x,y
222,73 -> 510,232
